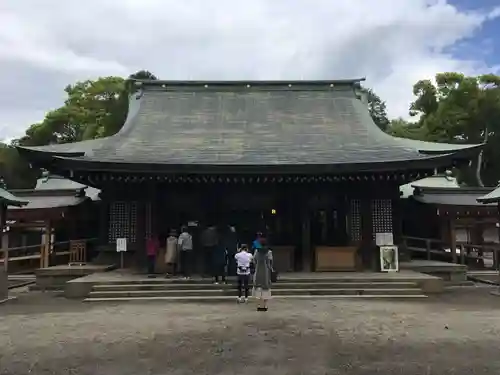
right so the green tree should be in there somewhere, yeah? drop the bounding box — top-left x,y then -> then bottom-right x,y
407,72 -> 500,186
0,143 -> 37,189
366,89 -> 390,131
17,70 -> 158,146
129,70 -> 158,80
386,118 -> 426,140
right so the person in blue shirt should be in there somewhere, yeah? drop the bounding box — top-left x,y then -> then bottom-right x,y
252,232 -> 263,251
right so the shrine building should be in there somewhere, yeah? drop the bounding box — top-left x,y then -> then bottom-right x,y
17,79 -> 482,272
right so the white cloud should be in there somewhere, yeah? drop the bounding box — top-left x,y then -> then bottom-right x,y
0,0 -> 499,140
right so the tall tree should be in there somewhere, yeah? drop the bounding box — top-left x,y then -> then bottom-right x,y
16,70 -> 159,146
366,88 -> 390,131
407,72 -> 500,186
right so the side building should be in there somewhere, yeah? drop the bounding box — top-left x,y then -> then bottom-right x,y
401,173 -> 498,266
17,79 -> 482,272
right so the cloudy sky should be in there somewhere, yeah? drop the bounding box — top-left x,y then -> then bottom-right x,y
1,0 -> 499,141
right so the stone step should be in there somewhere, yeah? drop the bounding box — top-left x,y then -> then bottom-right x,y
92,281 -> 419,291
88,288 -> 424,299
84,294 -> 427,303
89,277 -> 425,286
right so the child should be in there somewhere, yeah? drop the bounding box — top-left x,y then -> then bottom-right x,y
234,244 -> 253,303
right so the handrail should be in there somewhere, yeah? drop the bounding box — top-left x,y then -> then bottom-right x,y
402,235 -> 500,269
1,237 -> 98,272
402,236 -> 443,244
457,242 -> 500,251
1,238 -> 98,254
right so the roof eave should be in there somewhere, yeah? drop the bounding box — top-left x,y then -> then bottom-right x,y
477,198 -> 499,204
47,152 -> 461,174
16,146 -> 85,165
417,143 -> 484,156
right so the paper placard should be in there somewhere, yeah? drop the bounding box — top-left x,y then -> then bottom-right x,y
375,232 -> 394,246
116,238 -> 127,252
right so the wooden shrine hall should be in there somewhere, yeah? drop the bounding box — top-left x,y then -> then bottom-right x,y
401,173 -> 499,266
17,79 -> 483,273
2,174 -> 100,272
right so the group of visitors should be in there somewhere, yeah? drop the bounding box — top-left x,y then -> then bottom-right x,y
145,226 -> 274,311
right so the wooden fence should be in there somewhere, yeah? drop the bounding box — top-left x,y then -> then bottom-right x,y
402,235 -> 500,269
0,237 -> 97,273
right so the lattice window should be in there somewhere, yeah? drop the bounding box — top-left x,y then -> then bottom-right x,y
108,201 -> 138,243
349,199 -> 362,242
144,202 -> 152,239
371,199 -> 393,238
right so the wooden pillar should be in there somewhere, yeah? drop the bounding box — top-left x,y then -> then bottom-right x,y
391,188 -> 406,261
0,204 -> 6,272
450,218 -> 457,264
301,213 -> 311,272
2,232 -> 8,272
360,196 -> 374,270
40,220 -> 51,268
98,196 -> 110,246
136,201 -> 146,246
0,203 -> 8,302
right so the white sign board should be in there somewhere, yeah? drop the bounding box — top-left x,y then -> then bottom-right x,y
116,238 -> 127,252
380,245 -> 399,272
375,232 -> 394,246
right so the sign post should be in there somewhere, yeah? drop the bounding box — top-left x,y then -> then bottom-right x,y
116,238 -> 127,269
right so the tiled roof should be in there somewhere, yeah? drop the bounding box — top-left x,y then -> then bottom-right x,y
477,186 -> 500,204
400,175 -> 460,199
35,175 -> 100,201
0,188 -> 29,207
9,194 -> 87,210
18,80 -> 482,170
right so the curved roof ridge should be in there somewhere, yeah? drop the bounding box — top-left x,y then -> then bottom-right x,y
128,78 -> 367,87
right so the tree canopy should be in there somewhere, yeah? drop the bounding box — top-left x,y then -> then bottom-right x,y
366,88 -> 390,131
5,70 -> 158,188
388,72 -> 500,186
16,70 -> 158,147
0,143 -> 38,189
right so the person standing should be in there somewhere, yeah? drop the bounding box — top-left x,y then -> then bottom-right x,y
177,226 -> 193,279
164,229 -> 178,276
146,234 -> 160,276
252,236 -> 273,311
211,243 -> 227,284
235,244 -> 253,303
252,232 -> 263,252
201,224 -> 218,277
222,225 -> 238,277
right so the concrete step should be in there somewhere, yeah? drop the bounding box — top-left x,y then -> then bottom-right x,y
92,281 -> 419,292
88,288 -> 424,299
84,294 -> 427,303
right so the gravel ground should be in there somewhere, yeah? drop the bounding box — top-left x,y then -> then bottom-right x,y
2,287 -> 500,375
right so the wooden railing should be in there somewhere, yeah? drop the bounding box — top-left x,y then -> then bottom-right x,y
402,235 -> 500,269
402,236 -> 445,260
0,237 -> 97,273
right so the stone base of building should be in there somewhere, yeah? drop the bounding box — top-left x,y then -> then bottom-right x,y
34,264 -> 115,291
